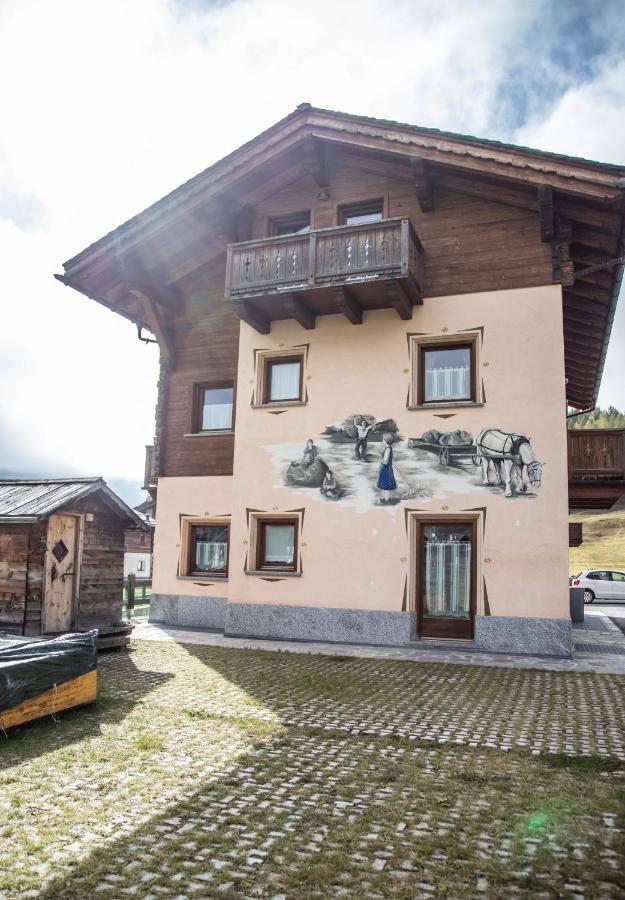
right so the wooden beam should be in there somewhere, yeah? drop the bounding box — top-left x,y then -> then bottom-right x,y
236,301 -> 270,335
332,285 -> 362,324
385,279 -> 413,320
566,284 -> 611,303
283,294 -> 316,330
303,136 -> 329,188
129,288 -> 176,369
539,184 -> 555,242
412,158 -> 434,212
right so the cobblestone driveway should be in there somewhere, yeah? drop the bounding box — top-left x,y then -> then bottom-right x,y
1,641 -> 624,898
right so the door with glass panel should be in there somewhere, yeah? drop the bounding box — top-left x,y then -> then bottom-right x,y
417,520 -> 476,639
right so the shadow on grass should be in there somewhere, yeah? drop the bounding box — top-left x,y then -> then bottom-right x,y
0,649 -> 173,768
36,730 -> 625,900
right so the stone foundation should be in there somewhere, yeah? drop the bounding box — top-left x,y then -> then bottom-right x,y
149,594 -> 226,629
474,615 -> 572,657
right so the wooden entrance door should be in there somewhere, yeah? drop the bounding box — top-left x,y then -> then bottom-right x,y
44,514 -> 78,633
417,519 -> 476,640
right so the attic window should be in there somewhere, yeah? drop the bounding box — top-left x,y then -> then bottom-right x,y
339,200 -> 384,226
270,212 -> 311,236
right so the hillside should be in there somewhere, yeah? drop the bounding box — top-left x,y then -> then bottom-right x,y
569,504 -> 625,574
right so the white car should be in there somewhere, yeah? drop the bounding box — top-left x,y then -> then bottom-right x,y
570,570 -> 625,604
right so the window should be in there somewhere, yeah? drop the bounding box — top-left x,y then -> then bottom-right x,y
339,199 -> 384,226
189,524 -> 229,576
415,517 -> 477,640
270,212 -> 311,236
611,572 -> 625,582
193,384 -> 234,432
422,523 -> 473,621
416,341 -> 476,405
588,571 -> 611,581
257,519 -> 298,571
264,356 -> 303,404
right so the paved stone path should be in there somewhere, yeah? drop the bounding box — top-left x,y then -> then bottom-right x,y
132,610 -> 625,674
2,640 -> 624,898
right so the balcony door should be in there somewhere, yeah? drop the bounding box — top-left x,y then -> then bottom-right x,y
416,520 -> 476,640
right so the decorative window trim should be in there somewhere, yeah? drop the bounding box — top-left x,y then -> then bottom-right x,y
409,332 -> 481,408
189,382 -> 235,434
253,348 -> 307,407
247,512 -> 303,575
179,516 -> 230,579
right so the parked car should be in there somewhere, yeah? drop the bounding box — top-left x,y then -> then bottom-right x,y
570,570 -> 625,604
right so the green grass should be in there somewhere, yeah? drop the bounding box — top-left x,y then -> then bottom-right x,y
570,505 -> 625,574
1,641 -> 624,898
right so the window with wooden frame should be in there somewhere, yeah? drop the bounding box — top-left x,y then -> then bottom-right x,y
192,383 -> 234,432
255,351 -> 305,406
269,211 -> 311,236
338,199 -> 384,226
255,518 -> 298,571
412,336 -> 479,406
186,522 -> 230,577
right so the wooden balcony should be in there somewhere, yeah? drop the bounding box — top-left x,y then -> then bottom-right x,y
568,429 -> 625,509
143,445 -> 157,491
225,218 -> 424,332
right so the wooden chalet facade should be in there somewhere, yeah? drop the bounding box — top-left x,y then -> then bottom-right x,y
57,105 -> 625,656
0,478 -> 148,644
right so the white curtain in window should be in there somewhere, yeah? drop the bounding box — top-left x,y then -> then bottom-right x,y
425,365 -> 470,400
196,540 -> 227,571
265,525 -> 294,563
202,387 -> 233,430
270,362 -> 300,401
424,542 -> 471,617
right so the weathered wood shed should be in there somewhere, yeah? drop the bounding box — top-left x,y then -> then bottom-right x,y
0,478 -> 149,644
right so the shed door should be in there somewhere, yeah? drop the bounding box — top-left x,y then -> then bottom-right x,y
44,514 -> 78,633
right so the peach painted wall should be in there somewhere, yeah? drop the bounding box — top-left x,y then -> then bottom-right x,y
152,475 -> 232,597
225,284 -> 569,619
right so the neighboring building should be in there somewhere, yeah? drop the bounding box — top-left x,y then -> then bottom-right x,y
57,105 -> 625,656
0,478 -> 149,642
124,506 -> 154,579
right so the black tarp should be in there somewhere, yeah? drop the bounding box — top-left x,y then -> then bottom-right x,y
0,631 -> 97,712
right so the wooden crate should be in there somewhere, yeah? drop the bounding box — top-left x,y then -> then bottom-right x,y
0,669 -> 97,730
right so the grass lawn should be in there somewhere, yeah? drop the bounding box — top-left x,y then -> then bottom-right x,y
570,506 -> 625,574
1,641 -> 624,898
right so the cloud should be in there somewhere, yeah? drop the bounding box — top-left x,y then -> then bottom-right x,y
0,0 -> 623,503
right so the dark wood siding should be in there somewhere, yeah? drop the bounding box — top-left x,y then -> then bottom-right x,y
158,157 -> 552,478
0,525 -> 29,632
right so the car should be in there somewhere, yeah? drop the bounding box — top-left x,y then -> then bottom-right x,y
570,570 -> 625,604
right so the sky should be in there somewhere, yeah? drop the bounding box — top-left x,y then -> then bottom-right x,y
1,0 -> 624,506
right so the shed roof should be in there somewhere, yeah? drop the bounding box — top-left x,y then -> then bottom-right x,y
0,478 -> 148,528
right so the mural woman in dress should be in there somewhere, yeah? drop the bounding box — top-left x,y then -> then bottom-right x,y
377,433 -> 397,504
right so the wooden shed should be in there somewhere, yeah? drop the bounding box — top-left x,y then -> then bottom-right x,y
0,478 -> 149,647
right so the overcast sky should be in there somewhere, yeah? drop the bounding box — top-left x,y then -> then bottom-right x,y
1,0 -> 624,506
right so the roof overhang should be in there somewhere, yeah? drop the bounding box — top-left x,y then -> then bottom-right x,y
56,104 -> 625,409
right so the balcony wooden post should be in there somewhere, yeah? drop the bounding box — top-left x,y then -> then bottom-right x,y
283,294 -> 316,330
333,285 -> 362,324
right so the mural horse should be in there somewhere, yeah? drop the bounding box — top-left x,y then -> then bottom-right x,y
476,429 -> 543,498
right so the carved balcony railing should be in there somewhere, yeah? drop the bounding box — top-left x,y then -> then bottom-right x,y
143,445 -> 157,491
567,430 -> 625,482
225,218 -> 424,332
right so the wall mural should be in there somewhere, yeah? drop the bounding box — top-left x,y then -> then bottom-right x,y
265,416 -> 543,511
